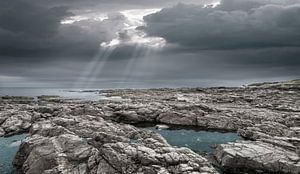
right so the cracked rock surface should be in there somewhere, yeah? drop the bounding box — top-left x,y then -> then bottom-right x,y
0,79 -> 299,173
215,140 -> 300,174
12,116 -> 217,174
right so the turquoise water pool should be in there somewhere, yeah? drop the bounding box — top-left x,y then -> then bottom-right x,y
142,126 -> 241,154
0,134 -> 27,174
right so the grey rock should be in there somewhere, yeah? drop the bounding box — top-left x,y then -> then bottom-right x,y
14,133 -> 98,174
0,127 -> 5,136
215,140 -> 300,174
157,111 -> 197,125
1,112 -> 31,134
0,80 -> 298,173
13,117 -> 218,174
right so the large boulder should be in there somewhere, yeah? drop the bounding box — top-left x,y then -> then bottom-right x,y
215,140 -> 300,174
197,114 -> 238,130
157,111 -> 198,125
1,112 -> 31,134
13,133 -> 98,174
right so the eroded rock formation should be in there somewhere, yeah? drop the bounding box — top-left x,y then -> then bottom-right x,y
0,79 -> 299,173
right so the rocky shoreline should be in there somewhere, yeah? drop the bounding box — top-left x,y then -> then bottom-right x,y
0,80 -> 299,174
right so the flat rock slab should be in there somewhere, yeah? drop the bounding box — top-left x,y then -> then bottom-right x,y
215,140 -> 300,174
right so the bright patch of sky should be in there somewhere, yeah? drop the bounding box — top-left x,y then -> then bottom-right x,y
61,8 -> 166,48
61,14 -> 108,24
101,8 -> 166,48
204,1 -> 221,7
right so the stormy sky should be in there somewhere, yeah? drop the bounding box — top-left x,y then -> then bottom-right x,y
0,0 -> 299,88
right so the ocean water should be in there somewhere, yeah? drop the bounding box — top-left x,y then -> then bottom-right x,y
0,87 -> 104,101
0,134 -> 27,174
143,126 -> 241,154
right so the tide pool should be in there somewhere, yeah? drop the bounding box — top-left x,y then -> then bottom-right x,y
142,125 -> 241,154
0,134 -> 27,174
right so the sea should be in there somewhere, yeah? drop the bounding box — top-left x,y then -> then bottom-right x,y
0,87 -> 104,101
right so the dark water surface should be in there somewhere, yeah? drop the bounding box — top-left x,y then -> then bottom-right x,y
141,125 -> 241,154
0,134 -> 27,174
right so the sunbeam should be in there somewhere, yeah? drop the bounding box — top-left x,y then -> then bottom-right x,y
121,44 -> 143,81
117,45 -> 161,88
73,46 -> 116,89
73,8 -> 166,89
83,46 -> 116,88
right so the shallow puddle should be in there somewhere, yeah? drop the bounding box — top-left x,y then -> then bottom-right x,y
0,134 -> 27,174
140,125 -> 241,155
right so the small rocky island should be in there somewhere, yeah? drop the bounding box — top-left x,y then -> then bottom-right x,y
0,80 -> 299,174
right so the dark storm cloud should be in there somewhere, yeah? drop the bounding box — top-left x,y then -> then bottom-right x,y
0,2 -> 69,36
0,0 -> 73,58
143,0 -> 300,50
137,0 -> 300,85
0,0 -> 299,87
0,0 -> 130,60
0,0 -> 212,60
20,0 -> 212,11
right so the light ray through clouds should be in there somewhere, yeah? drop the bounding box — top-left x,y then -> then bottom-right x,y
119,44 -> 143,87
84,47 -> 116,88
101,8 -> 166,48
74,46 -> 116,89
121,46 -> 156,88
73,8 -> 166,89
116,9 -> 166,88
